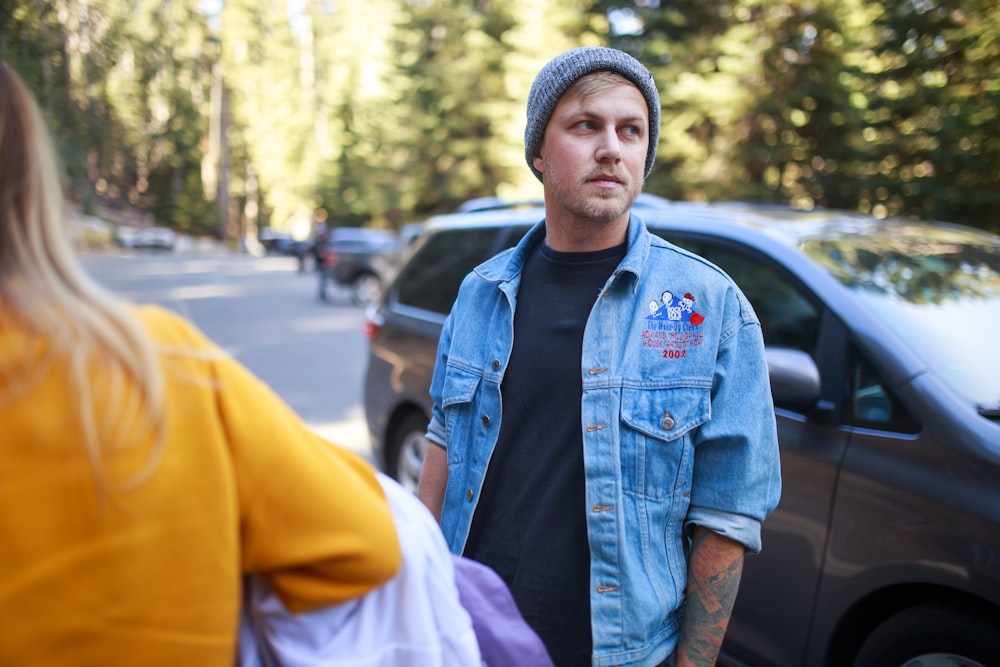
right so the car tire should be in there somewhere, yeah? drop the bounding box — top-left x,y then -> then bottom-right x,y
386,412 -> 428,493
351,272 -> 382,307
853,604 -> 1000,667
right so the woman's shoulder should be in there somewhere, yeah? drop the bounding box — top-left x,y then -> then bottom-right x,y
131,304 -> 214,350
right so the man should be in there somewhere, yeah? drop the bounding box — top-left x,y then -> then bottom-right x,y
418,46 -> 781,667
313,223 -> 332,302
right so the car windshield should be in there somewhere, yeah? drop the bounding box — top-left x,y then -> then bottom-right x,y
803,222 -> 1000,414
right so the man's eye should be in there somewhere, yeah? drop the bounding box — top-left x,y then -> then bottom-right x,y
576,120 -> 596,130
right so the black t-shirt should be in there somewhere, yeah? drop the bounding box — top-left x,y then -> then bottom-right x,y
463,238 -> 626,667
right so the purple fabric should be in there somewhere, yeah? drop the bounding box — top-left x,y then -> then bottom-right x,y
451,555 -> 555,667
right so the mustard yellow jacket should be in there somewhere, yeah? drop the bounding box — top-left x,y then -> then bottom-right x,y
0,305 -> 401,666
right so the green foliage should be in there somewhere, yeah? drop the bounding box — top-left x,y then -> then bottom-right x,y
844,0 -> 1000,229
383,0 -> 520,217
3,0 -> 998,238
221,0 -> 311,231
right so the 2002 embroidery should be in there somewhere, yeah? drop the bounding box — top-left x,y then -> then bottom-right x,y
662,349 -> 687,359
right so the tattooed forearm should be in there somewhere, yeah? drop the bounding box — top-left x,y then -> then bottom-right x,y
676,527 -> 745,667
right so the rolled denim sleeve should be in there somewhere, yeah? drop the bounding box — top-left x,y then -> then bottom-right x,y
686,292 -> 782,554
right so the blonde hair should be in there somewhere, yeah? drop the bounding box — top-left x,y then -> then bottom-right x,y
565,70 -> 638,104
0,61 -> 164,488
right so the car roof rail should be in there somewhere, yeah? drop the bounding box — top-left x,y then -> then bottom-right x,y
453,192 -> 671,214
455,197 -> 545,213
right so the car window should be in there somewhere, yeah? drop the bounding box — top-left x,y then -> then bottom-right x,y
810,230 -> 1000,415
655,233 -> 922,434
844,348 -> 920,433
393,227 -> 527,316
655,235 -> 821,357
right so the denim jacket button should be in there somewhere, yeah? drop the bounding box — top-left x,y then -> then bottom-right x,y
481,415 -> 491,426
491,359 -> 501,371
660,410 -> 675,430
466,489 -> 473,501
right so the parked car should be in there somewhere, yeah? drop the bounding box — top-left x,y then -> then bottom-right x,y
320,227 -> 401,306
258,227 -> 309,258
115,225 -> 176,250
363,198 -> 1000,667
257,227 -> 292,252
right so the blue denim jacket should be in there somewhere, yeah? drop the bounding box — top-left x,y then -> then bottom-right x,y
427,215 -> 781,667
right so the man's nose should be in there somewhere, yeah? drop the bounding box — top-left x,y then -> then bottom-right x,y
595,129 -> 622,162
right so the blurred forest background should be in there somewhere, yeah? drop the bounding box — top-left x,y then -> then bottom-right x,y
1,0 -> 998,242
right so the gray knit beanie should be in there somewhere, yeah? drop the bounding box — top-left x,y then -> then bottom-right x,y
525,46 -> 661,182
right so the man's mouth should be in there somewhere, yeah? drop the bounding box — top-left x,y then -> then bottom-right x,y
588,174 -> 624,187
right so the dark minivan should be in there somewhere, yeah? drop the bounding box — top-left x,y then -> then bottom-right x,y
363,199 -> 1000,667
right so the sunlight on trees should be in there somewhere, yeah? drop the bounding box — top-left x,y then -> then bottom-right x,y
2,0 -> 997,240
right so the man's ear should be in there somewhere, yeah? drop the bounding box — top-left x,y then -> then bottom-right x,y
532,154 -> 544,175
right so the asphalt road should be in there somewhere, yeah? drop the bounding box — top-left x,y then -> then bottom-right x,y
81,245 -> 375,462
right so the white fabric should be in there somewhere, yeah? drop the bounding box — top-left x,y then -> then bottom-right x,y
238,473 -> 483,667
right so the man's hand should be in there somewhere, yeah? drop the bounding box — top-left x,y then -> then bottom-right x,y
676,526 -> 745,667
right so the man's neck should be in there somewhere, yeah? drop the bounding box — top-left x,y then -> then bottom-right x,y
542,210 -> 629,252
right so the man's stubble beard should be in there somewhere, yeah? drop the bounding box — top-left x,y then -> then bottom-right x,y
543,158 -> 644,229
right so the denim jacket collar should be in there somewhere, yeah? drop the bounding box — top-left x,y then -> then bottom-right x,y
476,214 -> 653,292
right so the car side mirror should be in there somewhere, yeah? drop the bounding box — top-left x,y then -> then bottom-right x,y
766,347 -> 821,409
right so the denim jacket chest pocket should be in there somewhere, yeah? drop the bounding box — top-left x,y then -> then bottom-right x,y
619,385 -> 711,500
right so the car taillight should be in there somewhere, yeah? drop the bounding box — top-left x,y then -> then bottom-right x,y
364,308 -> 384,341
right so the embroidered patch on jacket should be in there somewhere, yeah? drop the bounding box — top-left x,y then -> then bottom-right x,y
643,290 -> 705,358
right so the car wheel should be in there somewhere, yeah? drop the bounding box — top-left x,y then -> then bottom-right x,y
351,272 -> 382,307
386,412 -> 428,493
853,605 -> 1000,667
